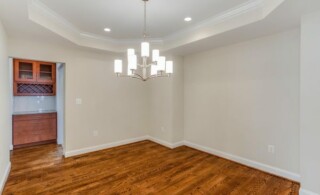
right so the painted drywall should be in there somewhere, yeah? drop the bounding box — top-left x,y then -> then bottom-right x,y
148,55 -> 184,144
8,38 -> 150,153
0,20 -> 11,192
5,25 -> 306,186
56,63 -> 65,147
300,11 -> 320,195
171,56 -> 184,143
184,29 -> 300,175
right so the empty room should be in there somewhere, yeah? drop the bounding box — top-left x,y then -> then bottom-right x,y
0,0 -> 320,194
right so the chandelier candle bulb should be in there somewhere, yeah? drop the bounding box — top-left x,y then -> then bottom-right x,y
127,49 -> 135,57
166,61 -> 173,74
152,50 -> 160,62
128,56 -> 133,70
129,55 -> 137,70
127,66 -> 133,76
141,42 -> 150,57
151,65 -> 158,75
114,60 -> 123,74
158,56 -> 166,72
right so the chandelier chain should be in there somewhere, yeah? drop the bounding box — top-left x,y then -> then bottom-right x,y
143,0 -> 147,39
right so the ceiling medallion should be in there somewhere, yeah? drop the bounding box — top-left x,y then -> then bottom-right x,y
114,0 -> 173,81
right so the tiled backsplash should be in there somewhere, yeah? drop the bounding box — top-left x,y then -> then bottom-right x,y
13,96 -> 56,113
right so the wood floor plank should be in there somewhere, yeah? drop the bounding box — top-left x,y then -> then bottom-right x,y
3,141 -> 299,194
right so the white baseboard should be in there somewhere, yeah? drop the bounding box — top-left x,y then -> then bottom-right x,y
184,141 -> 301,182
147,136 -> 184,149
0,162 -> 11,193
172,141 -> 185,148
300,188 -> 319,195
64,135 -> 184,157
64,135 -> 300,183
64,136 -> 148,157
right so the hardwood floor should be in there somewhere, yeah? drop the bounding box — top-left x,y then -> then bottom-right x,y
3,141 -> 299,194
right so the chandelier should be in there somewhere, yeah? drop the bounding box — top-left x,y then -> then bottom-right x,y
114,0 -> 173,81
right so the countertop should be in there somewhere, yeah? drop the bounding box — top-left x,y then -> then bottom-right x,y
13,110 -> 57,115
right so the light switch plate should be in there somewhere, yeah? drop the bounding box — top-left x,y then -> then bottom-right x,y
76,98 -> 82,105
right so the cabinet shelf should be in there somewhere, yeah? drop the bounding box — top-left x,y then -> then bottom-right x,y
40,71 -> 53,74
14,59 -> 56,96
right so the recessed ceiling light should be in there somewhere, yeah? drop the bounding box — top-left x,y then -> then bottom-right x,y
184,17 -> 192,22
104,28 -> 111,32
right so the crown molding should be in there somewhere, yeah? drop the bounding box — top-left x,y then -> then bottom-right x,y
162,0 -> 286,51
163,0 -> 263,42
27,0 -> 285,53
28,0 -> 164,53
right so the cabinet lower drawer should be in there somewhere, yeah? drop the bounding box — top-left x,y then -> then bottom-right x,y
13,113 -> 57,146
13,113 -> 56,121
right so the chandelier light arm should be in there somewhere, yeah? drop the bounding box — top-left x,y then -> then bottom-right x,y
130,75 -> 145,81
133,73 -> 145,80
116,73 -> 145,81
117,72 -> 171,82
147,72 -> 171,80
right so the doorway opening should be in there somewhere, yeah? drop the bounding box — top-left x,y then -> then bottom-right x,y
9,58 -> 66,154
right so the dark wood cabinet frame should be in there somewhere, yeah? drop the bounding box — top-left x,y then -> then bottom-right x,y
13,59 -> 56,96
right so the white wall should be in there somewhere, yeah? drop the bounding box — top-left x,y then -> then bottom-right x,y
6,24 -> 314,191
300,11 -> 320,195
8,38 -> 150,154
148,55 -> 184,144
184,29 -> 300,175
0,20 -> 11,192
56,63 -> 65,147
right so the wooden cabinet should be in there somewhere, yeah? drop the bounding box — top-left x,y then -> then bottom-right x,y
14,59 -> 56,96
13,113 -> 57,148
37,61 -> 56,83
14,59 -> 37,82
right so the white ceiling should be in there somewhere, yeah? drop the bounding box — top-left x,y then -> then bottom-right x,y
0,0 -> 320,55
38,0 -> 249,40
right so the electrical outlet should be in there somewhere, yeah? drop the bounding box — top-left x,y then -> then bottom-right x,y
76,98 -> 82,105
268,145 -> 275,154
93,130 -> 98,137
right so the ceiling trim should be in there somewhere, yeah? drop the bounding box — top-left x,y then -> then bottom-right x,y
27,0 -> 285,53
162,0 -> 286,50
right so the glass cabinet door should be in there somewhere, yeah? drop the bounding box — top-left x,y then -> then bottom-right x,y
37,62 -> 56,83
14,60 -> 37,82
